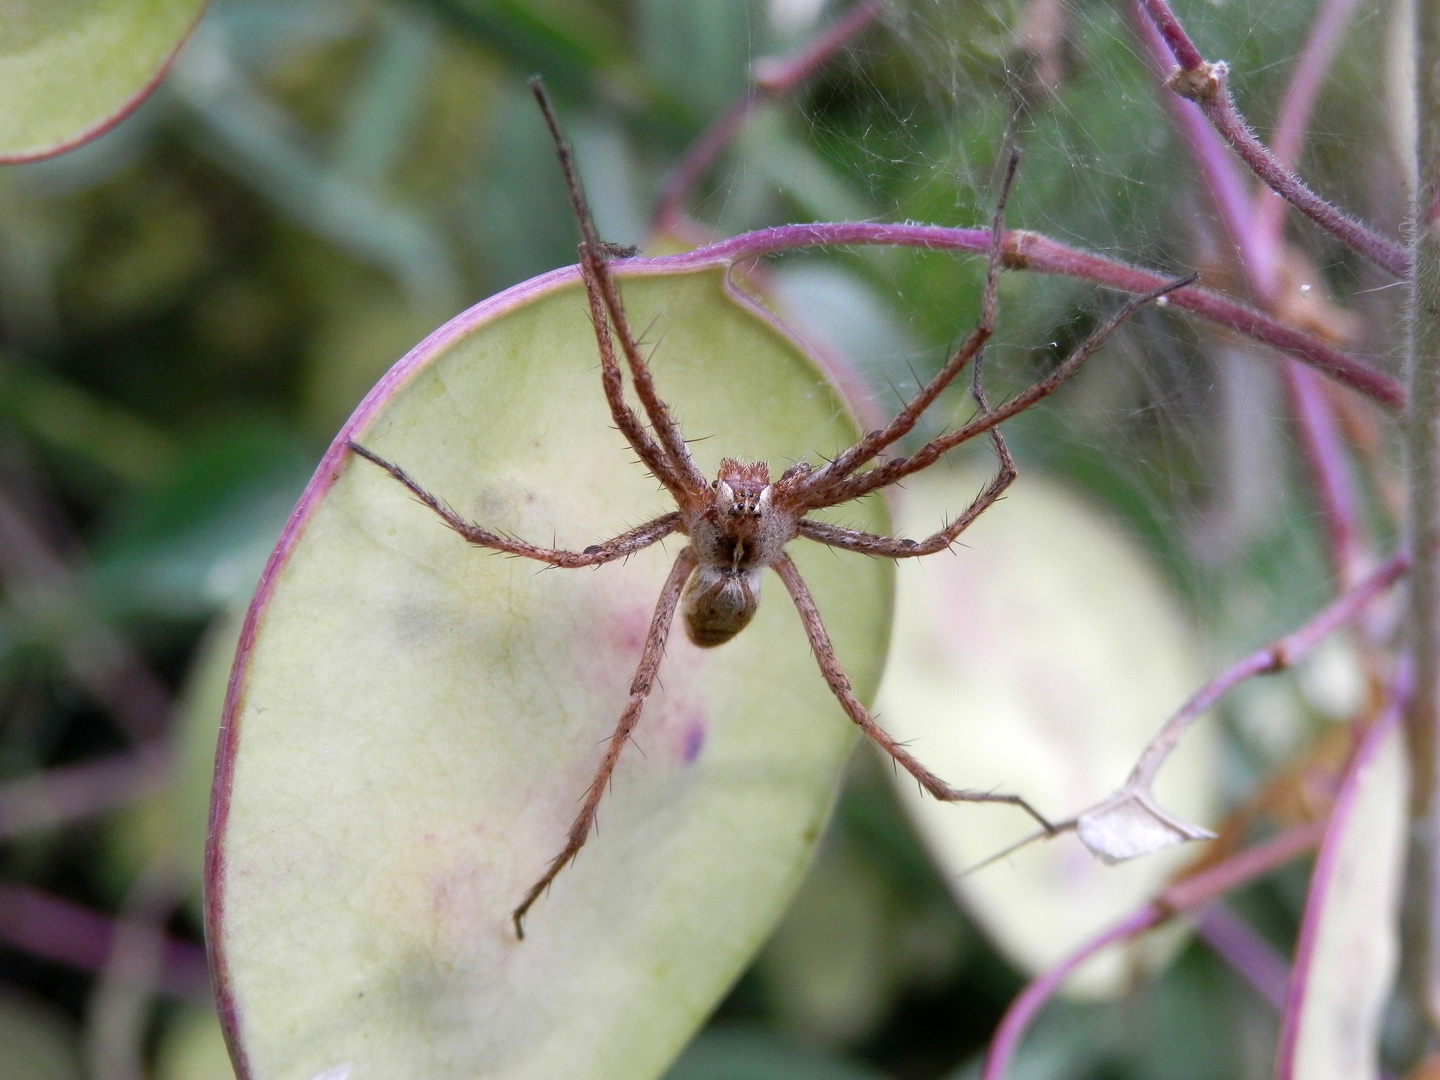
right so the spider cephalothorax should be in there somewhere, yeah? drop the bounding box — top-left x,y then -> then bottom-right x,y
681,459 -> 795,647
348,81 -> 1191,938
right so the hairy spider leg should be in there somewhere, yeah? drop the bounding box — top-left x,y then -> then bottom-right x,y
346,442 -> 681,568
770,553 -> 1054,831
793,449 -> 1015,559
808,271 -> 1198,509
511,547 -> 699,938
531,78 -> 707,497
797,150 -> 1022,500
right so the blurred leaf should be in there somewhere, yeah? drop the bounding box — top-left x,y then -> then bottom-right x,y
0,0 -> 205,162
756,832 -> 898,1047
333,8 -> 441,183
638,0 -> 752,122
0,362 -> 180,485
89,421 -> 313,620
875,469 -> 1219,998
211,266 -> 891,1079
301,277 -> 443,439
170,21 -> 463,313
468,80 -> 583,287
0,988 -> 82,1080
1277,709 -> 1406,1080
155,1005 -> 236,1080
665,1024 -> 887,1080
417,0 -> 626,100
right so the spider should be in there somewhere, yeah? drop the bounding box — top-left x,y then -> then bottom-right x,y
348,81 -> 1193,939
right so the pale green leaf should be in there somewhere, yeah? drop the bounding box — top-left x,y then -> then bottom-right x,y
1278,710 -> 1406,1080
0,0 -> 206,161
874,472 -> 1218,998
210,265 -> 892,1080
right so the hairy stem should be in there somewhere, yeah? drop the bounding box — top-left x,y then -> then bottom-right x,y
1127,552 -> 1405,793
1134,0 -> 1369,582
640,224 -> 1405,409
1404,0 -> 1440,1039
1251,0 -> 1365,255
1136,0 -> 1409,278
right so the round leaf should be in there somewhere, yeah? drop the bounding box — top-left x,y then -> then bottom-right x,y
0,0 -> 206,162
208,264 -> 892,1080
874,472 -> 1218,997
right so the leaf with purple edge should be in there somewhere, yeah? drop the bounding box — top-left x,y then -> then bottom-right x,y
1276,702 -> 1406,1080
0,0 -> 207,162
206,264 -> 892,1080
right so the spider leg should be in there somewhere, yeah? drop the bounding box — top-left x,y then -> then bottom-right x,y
795,150 -> 1020,502
348,442 -> 681,567
807,272 -> 1197,508
796,433 -> 1015,557
512,546 -> 698,938
575,259 -> 696,503
770,553 -> 1054,832
531,79 -> 708,497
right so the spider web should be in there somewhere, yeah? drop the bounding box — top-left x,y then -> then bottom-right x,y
752,0 -> 1403,631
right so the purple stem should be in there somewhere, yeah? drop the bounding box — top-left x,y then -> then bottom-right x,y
85,862 -> 187,1080
751,0 -> 885,93
1136,0 -> 1205,70
1194,902 -> 1290,1010
1283,362 -> 1366,585
0,485 -> 172,741
1135,1 -> 1369,583
1137,0 -> 1408,278
983,819 -> 1328,1080
0,880 -> 208,998
1128,551 -> 1406,789
1251,0 -> 1366,253
1131,7 -> 1272,293
652,0 -> 885,233
984,906 -> 1165,1080
638,223 -> 1404,409
0,744 -> 172,840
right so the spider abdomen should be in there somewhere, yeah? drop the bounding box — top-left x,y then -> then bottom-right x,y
681,565 -> 761,647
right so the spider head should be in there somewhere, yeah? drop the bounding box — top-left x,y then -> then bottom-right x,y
714,459 -> 771,521
687,459 -> 792,594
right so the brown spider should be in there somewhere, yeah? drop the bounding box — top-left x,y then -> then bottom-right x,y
347,81 -> 1193,939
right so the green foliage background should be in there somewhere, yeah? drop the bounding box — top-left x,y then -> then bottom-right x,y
0,0 -> 1406,1077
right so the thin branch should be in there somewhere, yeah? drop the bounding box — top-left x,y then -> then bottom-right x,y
84,861 -> 186,1080
0,880 -> 208,997
635,223 -> 1405,409
652,0 -> 885,232
1135,1 -> 1371,585
0,483 -> 172,741
1135,0 -> 1408,278
1193,903 -> 1290,1011
1251,0 -> 1366,254
1283,362 -> 1367,586
0,743 -> 171,840
1402,0 -> 1440,1036
1131,7 -> 1270,290
982,819 -> 1327,1080
1125,551 -> 1405,792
